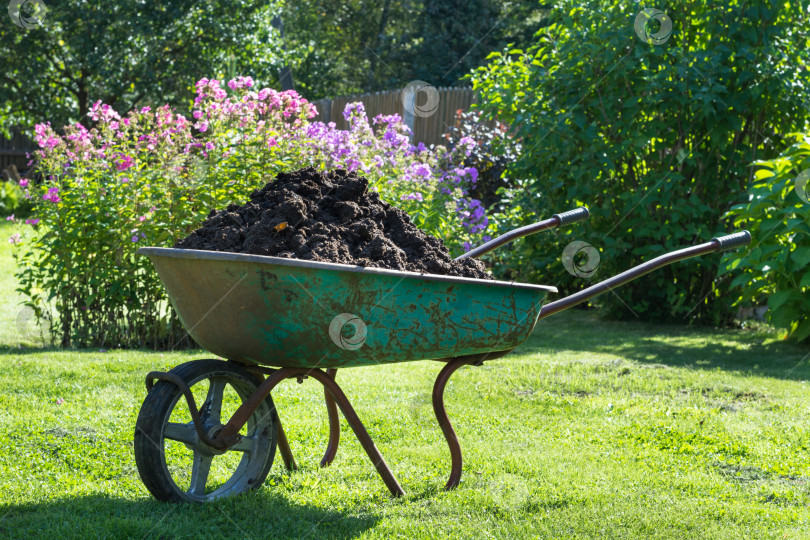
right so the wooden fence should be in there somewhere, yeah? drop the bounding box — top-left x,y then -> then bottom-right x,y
0,130 -> 34,180
311,87 -> 477,146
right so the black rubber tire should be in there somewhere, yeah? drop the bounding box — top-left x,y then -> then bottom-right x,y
134,359 -> 278,502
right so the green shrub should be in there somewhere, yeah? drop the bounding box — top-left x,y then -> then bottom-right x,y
471,0 -> 810,323
722,133 -> 810,342
0,180 -> 32,216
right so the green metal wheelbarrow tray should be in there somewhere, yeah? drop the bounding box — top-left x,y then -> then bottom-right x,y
133,207 -> 751,502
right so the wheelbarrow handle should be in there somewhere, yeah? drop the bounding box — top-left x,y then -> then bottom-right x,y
537,229 -> 751,321
455,206 -> 590,260
711,230 -> 752,252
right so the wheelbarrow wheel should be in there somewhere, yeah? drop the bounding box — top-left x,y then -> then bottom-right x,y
134,359 -> 278,502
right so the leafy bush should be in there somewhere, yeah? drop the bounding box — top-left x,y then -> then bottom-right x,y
722,133 -> 810,342
0,180 -> 33,216
12,77 -> 488,348
471,0 -> 810,323
442,110 -> 521,210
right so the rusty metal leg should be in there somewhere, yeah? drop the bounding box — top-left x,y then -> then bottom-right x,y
276,417 -> 298,471
307,369 -> 405,497
320,368 -> 340,468
217,367 -> 405,497
432,359 -> 472,490
217,368 -> 297,447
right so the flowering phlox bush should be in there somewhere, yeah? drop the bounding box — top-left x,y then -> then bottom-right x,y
12,76 -> 490,348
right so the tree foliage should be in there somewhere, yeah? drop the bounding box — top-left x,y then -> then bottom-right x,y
281,0 -> 551,99
723,133 -> 810,342
0,0 -> 283,134
472,0 -> 810,323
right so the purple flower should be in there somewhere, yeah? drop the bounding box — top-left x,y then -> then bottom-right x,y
193,110 -> 203,119
131,235 -> 139,243
400,192 -> 424,202
25,218 -> 40,226
458,136 -> 476,157
5,214 -> 14,221
8,233 -> 21,245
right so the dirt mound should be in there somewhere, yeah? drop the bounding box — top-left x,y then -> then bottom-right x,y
175,167 -> 491,280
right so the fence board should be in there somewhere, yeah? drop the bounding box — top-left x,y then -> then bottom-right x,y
311,87 -> 477,146
0,129 -> 34,179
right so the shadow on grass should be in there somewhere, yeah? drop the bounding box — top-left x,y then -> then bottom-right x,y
0,344 -> 204,357
526,310 -> 810,381
0,491 -> 378,539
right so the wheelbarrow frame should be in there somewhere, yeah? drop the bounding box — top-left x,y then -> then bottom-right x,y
136,207 -> 751,499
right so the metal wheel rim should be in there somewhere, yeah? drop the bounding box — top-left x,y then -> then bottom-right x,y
158,370 -> 275,502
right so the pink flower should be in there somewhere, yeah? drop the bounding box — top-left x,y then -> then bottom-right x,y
43,187 -> 60,203
267,137 -> 277,148
195,121 -> 209,132
193,110 -> 203,119
8,233 -> 21,245
121,177 -> 130,184
5,214 -> 14,221
205,142 -> 215,151
56,398 -> 65,405
115,154 -> 134,171
138,215 -> 146,222
140,106 -> 151,114
25,218 -> 40,226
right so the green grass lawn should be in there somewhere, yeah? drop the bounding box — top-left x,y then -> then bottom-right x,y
1,220 -> 810,538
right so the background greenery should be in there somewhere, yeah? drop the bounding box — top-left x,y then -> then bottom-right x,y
0,0 -> 284,134
722,132 -> 810,342
0,0 -> 552,133
471,0 -> 810,326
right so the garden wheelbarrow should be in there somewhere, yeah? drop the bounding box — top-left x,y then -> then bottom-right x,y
134,207 -> 751,501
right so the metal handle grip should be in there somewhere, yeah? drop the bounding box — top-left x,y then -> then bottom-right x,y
455,206 -> 590,260
711,230 -> 751,252
553,207 -> 590,227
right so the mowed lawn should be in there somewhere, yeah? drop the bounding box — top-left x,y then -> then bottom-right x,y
1,220 -> 809,539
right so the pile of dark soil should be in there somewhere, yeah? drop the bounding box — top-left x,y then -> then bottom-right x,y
175,167 -> 491,280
